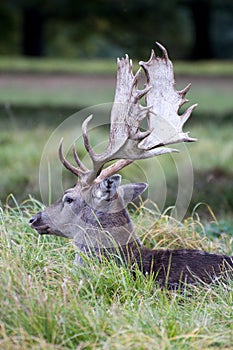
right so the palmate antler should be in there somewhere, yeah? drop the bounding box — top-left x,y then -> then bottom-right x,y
59,42 -> 197,185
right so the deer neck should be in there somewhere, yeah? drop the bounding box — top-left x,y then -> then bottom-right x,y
73,206 -> 142,252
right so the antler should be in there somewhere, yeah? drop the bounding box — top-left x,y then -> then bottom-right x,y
138,42 -> 197,150
59,42 -> 197,184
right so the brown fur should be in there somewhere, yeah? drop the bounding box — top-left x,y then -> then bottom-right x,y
30,182 -> 233,288
99,242 -> 233,288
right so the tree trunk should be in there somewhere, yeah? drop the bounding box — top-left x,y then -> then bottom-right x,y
22,7 -> 44,57
189,0 -> 214,60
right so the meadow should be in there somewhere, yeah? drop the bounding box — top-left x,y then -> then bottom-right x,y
0,57 -> 233,349
1,198 -> 233,349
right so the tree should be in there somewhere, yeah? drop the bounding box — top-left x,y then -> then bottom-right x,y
189,0 -> 213,59
0,0 -> 232,58
0,0 -> 188,58
22,7 -> 45,56
183,0 -> 233,59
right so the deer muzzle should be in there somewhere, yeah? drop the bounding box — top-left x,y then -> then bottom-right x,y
29,211 -> 51,234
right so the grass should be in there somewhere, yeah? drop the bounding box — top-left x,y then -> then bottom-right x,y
0,57 -> 117,75
1,198 -> 233,349
1,86 -> 233,116
0,56 -> 233,76
186,84 -> 233,115
1,75 -> 233,114
0,84 -> 115,108
174,60 -> 233,77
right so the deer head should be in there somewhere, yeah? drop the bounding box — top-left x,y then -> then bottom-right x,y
30,43 -> 197,257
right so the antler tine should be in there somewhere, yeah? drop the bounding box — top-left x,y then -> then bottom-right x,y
179,83 -> 192,97
81,114 -> 107,181
180,103 -> 198,131
58,139 -> 87,177
96,159 -> 133,183
155,41 -> 169,60
82,115 -> 99,161
72,145 -> 89,172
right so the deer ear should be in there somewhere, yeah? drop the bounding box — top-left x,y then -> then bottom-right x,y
120,182 -> 148,204
97,174 -> 122,199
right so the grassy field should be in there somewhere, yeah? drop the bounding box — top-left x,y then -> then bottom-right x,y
1,199 -> 233,349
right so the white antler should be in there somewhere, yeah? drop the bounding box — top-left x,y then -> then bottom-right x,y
138,42 -> 197,150
59,42 -> 197,184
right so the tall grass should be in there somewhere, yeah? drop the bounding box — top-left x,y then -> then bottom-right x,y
1,198 -> 233,349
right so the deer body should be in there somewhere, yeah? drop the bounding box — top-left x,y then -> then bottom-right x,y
30,43 -> 233,287
30,174 -> 233,286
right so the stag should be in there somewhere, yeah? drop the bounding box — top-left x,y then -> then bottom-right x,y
30,43 -> 233,288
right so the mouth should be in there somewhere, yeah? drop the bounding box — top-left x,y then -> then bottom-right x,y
30,221 -> 64,237
30,220 -> 51,235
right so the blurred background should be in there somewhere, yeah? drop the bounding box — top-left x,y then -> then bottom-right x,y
0,0 -> 233,220
1,0 -> 233,59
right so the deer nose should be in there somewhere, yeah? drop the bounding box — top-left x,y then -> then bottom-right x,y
29,212 -> 42,225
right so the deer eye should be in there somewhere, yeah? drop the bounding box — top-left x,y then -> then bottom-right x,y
64,196 -> 74,204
